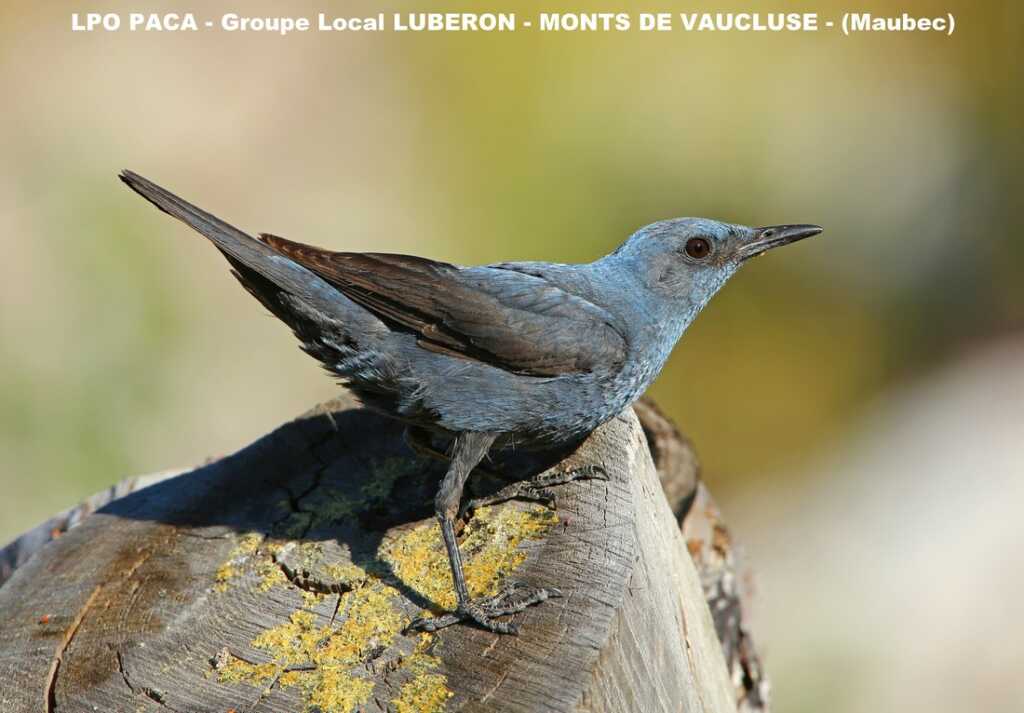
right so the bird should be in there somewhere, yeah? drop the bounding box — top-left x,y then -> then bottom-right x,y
120,170 -> 822,634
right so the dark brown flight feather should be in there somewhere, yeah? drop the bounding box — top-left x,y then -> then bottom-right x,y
258,233 -> 626,377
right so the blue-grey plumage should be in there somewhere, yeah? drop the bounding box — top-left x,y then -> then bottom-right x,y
120,170 -> 821,633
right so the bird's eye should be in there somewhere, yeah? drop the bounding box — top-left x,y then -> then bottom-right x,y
684,237 -> 711,260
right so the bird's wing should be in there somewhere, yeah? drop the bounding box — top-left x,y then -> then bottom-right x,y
259,234 -> 627,377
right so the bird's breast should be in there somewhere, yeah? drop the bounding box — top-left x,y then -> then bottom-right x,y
608,314 -> 689,408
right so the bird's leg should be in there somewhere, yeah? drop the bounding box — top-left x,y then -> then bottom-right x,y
406,431 -> 561,635
460,464 -> 608,519
403,426 -> 500,479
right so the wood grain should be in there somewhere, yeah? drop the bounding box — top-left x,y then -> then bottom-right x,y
0,396 -> 736,712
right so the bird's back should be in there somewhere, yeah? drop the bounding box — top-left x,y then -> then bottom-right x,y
120,171 -> 678,446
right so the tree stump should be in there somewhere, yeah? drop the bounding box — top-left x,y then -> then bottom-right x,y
0,396 -> 744,713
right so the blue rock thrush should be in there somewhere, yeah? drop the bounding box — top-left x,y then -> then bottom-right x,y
120,170 -> 821,633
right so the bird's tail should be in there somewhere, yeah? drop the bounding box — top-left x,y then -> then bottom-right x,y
119,170 -> 367,327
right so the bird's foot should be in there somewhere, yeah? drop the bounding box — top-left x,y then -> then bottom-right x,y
461,464 -> 608,519
406,581 -> 562,634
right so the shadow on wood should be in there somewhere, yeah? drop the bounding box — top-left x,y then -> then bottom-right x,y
0,395 -> 743,713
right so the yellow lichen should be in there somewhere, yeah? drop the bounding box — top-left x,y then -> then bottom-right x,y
214,654 -> 280,687
213,532 -> 266,592
330,586 -> 404,658
256,558 -> 287,592
362,457 -> 417,501
212,484 -> 557,713
276,663 -> 375,713
250,609 -> 319,664
213,563 -> 236,593
309,668 -> 375,712
278,669 -> 304,688
323,561 -> 368,589
381,504 -> 558,610
392,634 -> 451,713
232,532 -> 264,557
278,511 -> 313,539
404,634 -> 443,676
393,672 -> 453,713
297,540 -> 323,558
303,487 -> 358,531
222,585 -> 405,712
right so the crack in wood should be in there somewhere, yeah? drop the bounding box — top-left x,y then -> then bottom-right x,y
679,599 -> 709,712
244,671 -> 282,713
6,400 -> 745,713
177,531 -> 233,541
117,635 -> 187,712
272,549 -> 356,595
115,650 -> 135,694
479,667 -> 511,703
44,532 -> 176,712
269,421 -> 342,539
210,648 -> 313,713
115,648 -> 175,709
45,585 -> 101,713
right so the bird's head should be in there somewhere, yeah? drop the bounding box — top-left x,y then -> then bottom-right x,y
608,218 -> 822,310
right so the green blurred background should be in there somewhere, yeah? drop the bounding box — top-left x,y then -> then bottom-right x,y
1,1 -> 1021,711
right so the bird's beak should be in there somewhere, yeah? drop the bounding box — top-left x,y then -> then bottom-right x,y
739,224 -> 823,261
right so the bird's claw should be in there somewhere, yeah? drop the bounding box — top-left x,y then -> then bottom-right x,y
405,581 -> 563,635
461,464 -> 608,519
540,464 -> 609,486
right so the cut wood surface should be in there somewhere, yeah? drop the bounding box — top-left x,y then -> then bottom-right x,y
0,395 -> 754,713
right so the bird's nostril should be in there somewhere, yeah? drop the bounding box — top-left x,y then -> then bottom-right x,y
762,229 -> 775,239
